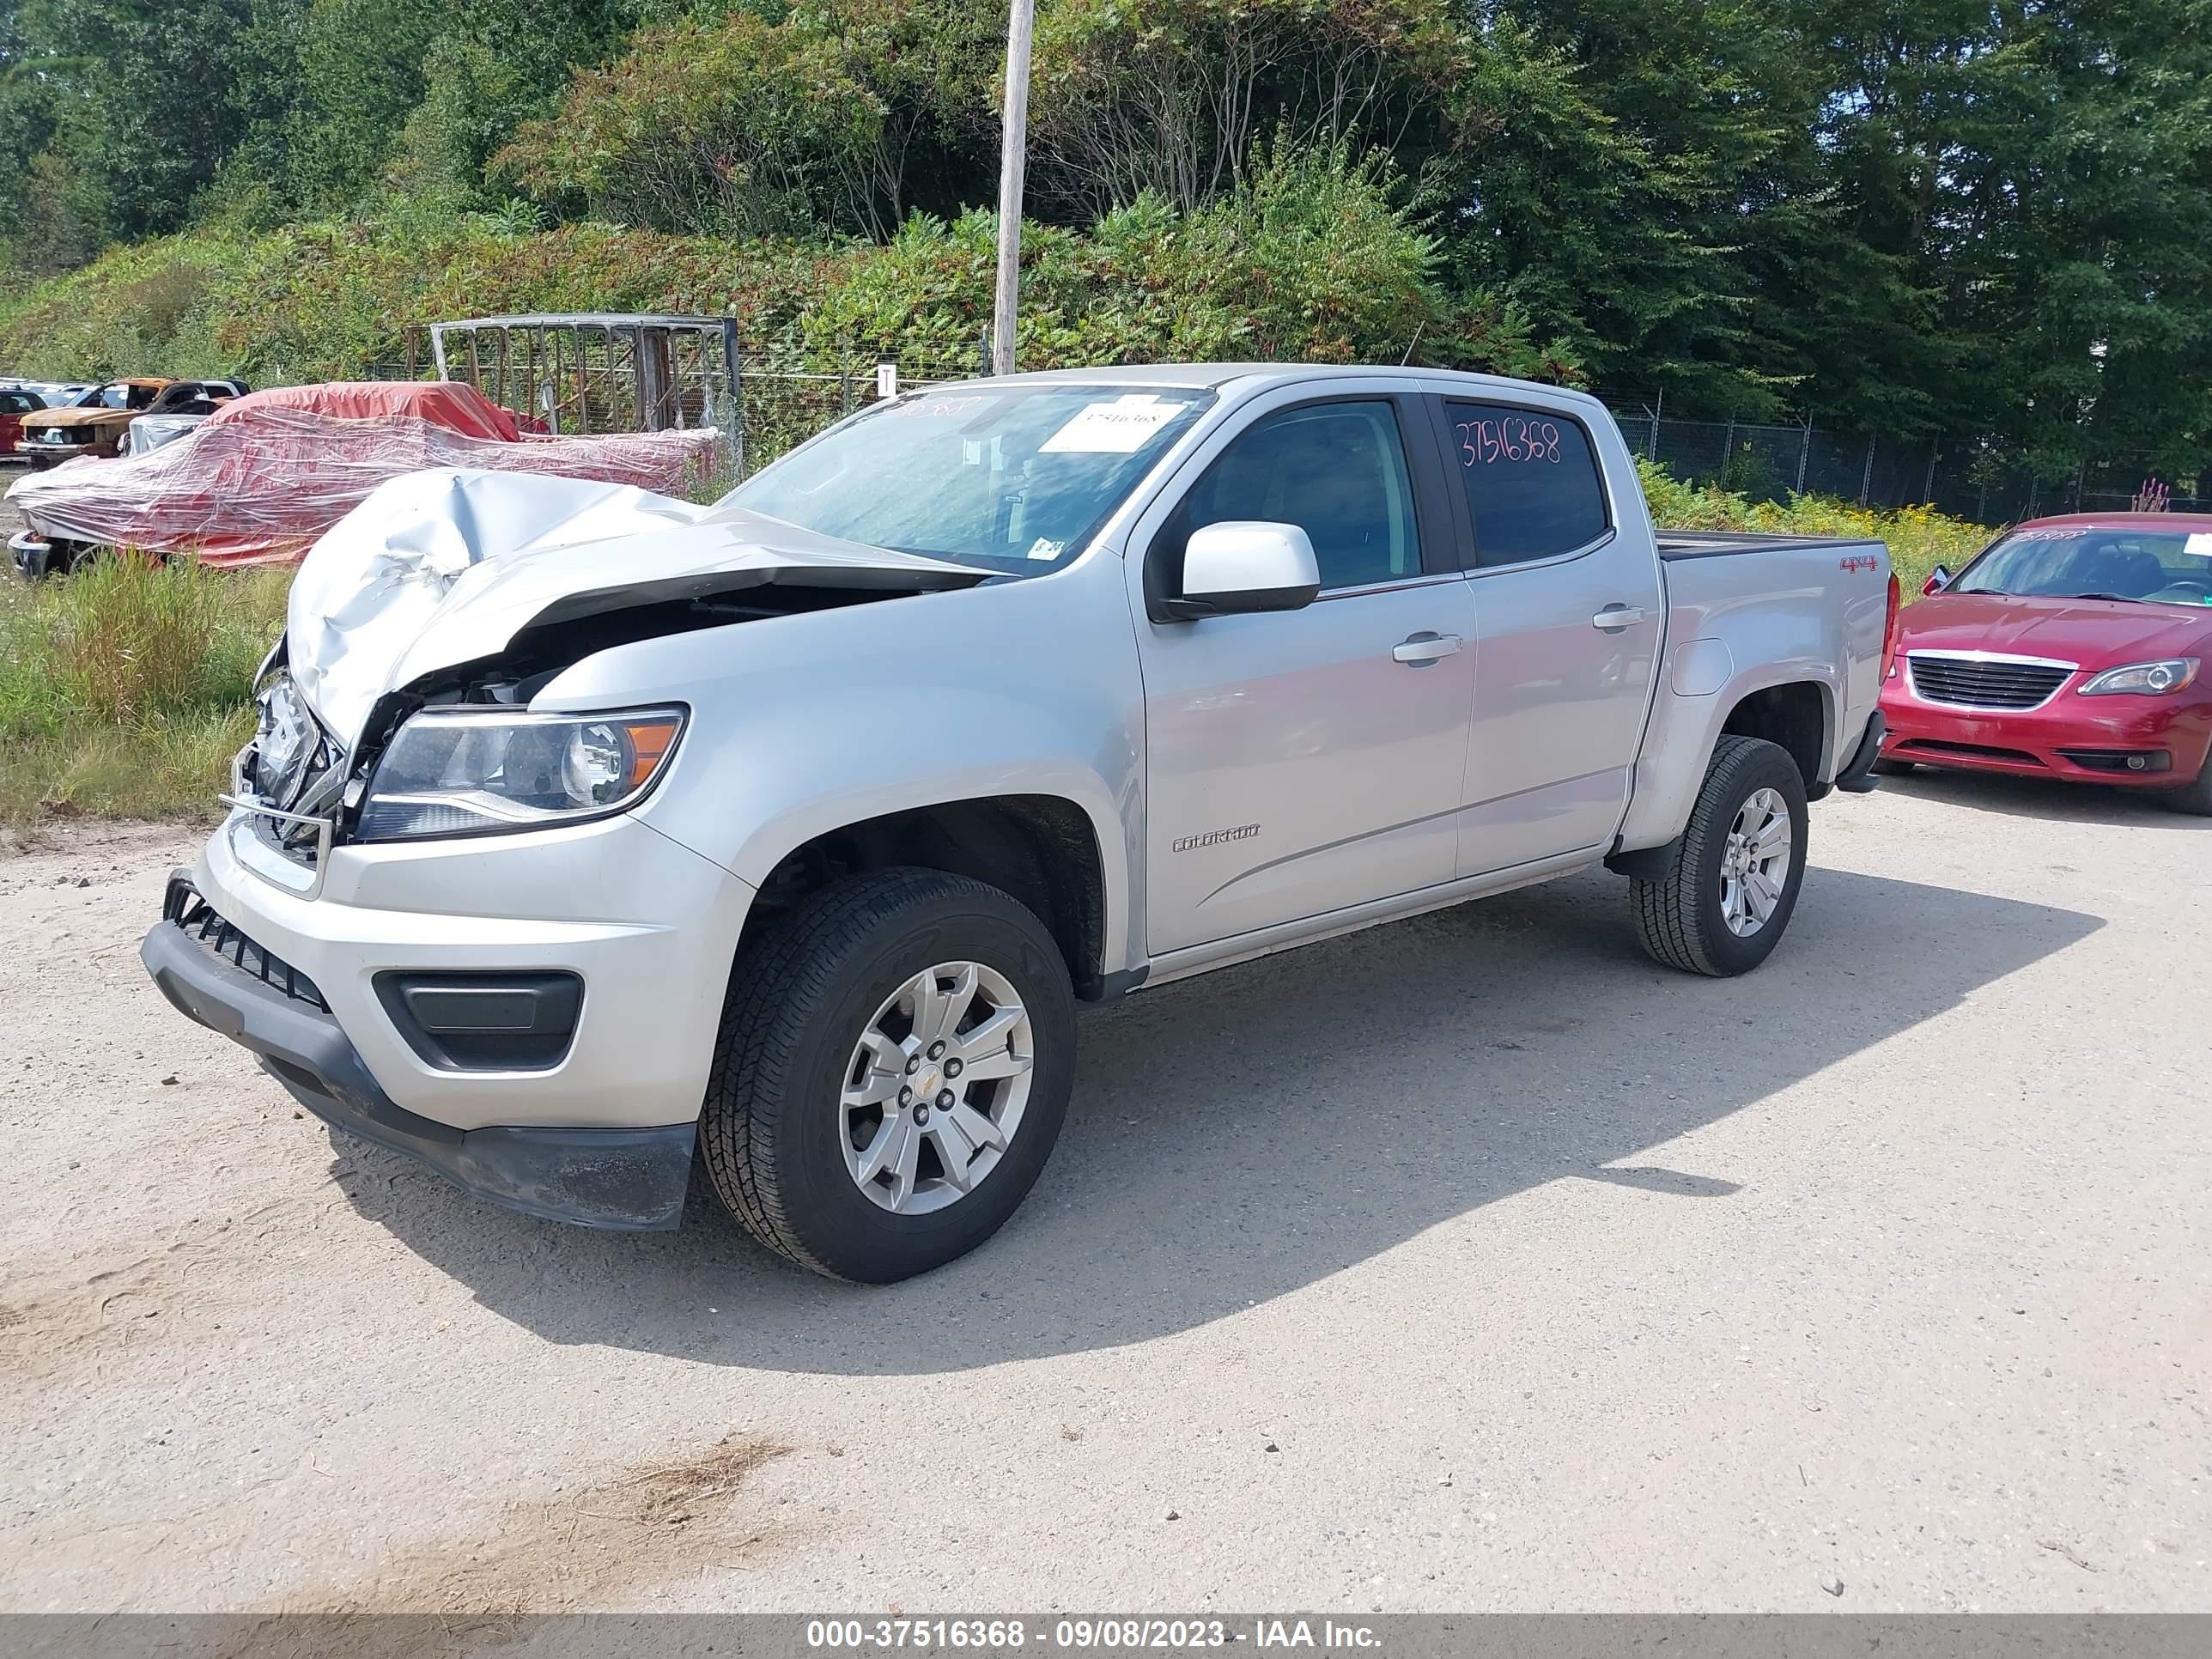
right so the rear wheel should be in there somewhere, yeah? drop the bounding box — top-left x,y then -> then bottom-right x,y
698,868 -> 1075,1282
1631,736 -> 1810,976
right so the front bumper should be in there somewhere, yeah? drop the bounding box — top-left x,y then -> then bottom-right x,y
15,439 -> 91,468
143,897 -> 695,1229
1879,675 -> 2212,787
9,528 -> 59,579
140,809 -> 758,1227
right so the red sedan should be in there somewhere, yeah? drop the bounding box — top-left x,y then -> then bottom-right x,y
0,385 -> 48,455
1877,513 -> 2212,813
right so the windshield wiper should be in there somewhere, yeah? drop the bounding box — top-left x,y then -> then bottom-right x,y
2067,592 -> 2149,604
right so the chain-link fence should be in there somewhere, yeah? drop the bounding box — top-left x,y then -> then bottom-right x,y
1599,392 -> 2209,522
368,327 -> 991,491
359,333 -> 2205,524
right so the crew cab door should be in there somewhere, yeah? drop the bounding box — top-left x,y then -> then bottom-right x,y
1131,390 -> 1476,957
1428,396 -> 1664,874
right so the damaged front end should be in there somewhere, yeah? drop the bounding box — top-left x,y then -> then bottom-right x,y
224,467 -> 983,881
223,654 -> 349,893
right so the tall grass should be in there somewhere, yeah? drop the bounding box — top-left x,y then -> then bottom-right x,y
0,556 -> 288,830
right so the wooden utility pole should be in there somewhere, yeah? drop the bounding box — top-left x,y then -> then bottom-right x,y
992,0 -> 1035,378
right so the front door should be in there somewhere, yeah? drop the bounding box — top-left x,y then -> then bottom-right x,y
1431,395 -> 1664,874
1135,395 -> 1478,956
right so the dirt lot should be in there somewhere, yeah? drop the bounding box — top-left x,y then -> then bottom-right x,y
2,775 -> 2207,1613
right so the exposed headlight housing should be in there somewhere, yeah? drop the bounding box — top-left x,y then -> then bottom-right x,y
356,707 -> 686,842
2076,659 -> 2199,696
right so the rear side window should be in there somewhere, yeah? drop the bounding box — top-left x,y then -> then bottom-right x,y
1443,401 -> 1609,566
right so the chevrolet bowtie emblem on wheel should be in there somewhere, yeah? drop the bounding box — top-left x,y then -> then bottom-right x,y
1172,823 -> 1261,853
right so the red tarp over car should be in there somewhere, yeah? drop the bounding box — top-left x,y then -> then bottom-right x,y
6,380 -> 724,568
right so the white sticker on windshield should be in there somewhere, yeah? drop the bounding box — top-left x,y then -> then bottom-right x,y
1040,394 -> 1184,454
2185,532 -> 2212,559
1024,537 -> 1066,562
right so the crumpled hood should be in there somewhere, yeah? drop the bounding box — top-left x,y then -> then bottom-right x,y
287,468 -> 983,750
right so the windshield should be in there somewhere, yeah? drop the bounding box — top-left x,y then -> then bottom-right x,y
1954,525 -> 2212,606
723,385 -> 1213,574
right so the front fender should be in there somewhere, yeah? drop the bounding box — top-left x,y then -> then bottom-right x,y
529,556 -> 1146,976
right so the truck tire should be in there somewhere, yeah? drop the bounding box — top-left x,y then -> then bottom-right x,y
1870,757 -> 1916,776
1630,735 -> 1809,977
698,867 -> 1076,1282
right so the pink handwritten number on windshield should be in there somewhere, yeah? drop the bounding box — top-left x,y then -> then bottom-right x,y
1455,417 -> 1563,466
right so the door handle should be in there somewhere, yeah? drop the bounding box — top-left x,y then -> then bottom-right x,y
1392,631 -> 1463,665
1591,605 -> 1650,631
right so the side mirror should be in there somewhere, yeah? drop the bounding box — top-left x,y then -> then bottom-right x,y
1157,521 -> 1322,621
1923,564 -> 1952,596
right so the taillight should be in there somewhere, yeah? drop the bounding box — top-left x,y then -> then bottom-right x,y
1882,571 -> 1902,678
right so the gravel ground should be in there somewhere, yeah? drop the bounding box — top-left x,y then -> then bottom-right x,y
1,775 -> 2207,1613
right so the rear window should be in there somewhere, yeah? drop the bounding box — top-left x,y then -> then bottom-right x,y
1443,400 -> 1610,565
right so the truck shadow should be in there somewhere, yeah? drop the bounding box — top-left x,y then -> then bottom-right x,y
1880,766 -> 2212,829
337,865 -> 2098,1372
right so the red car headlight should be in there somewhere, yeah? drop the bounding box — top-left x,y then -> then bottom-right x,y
2076,659 -> 2199,696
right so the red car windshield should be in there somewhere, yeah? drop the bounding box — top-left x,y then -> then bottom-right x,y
1954,526 -> 2212,607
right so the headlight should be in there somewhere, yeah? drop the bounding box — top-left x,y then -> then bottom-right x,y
2076,659 -> 2199,696
252,673 -> 318,807
356,707 -> 686,842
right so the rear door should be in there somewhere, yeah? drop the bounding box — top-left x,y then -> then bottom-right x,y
1132,388 -> 1478,955
1429,395 -> 1664,874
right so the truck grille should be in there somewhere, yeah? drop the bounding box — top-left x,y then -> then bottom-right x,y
162,878 -> 326,1010
1906,653 -> 2074,710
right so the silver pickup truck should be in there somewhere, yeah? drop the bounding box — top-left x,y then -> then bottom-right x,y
143,365 -> 1894,1280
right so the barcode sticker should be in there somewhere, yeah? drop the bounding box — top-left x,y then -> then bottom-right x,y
1040,395 -> 1184,453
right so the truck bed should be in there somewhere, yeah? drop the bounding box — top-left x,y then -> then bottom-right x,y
1656,530 -> 1880,561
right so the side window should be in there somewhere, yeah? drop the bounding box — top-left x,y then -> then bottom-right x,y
1443,401 -> 1609,566
1164,400 -> 1421,592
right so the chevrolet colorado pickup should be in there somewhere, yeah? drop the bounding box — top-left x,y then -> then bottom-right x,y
143,365 -> 1894,1281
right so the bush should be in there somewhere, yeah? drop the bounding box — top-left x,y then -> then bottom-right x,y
1637,459 -> 1992,594
0,147 -> 1584,391
494,15 -> 884,238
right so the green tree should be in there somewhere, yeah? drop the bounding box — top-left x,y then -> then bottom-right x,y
496,3 -> 1003,238
1438,3 -> 1832,417
2,0 -> 255,245
1029,0 -> 1466,216
1805,0 -> 2212,477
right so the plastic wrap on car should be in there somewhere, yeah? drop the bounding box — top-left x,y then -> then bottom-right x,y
1,380 -> 726,568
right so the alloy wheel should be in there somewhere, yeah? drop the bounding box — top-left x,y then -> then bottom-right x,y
1718,786 -> 1793,937
840,961 -> 1036,1214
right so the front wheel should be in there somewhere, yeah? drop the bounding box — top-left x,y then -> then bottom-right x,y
1630,735 -> 1810,976
2160,758 -> 2212,817
699,867 -> 1075,1282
